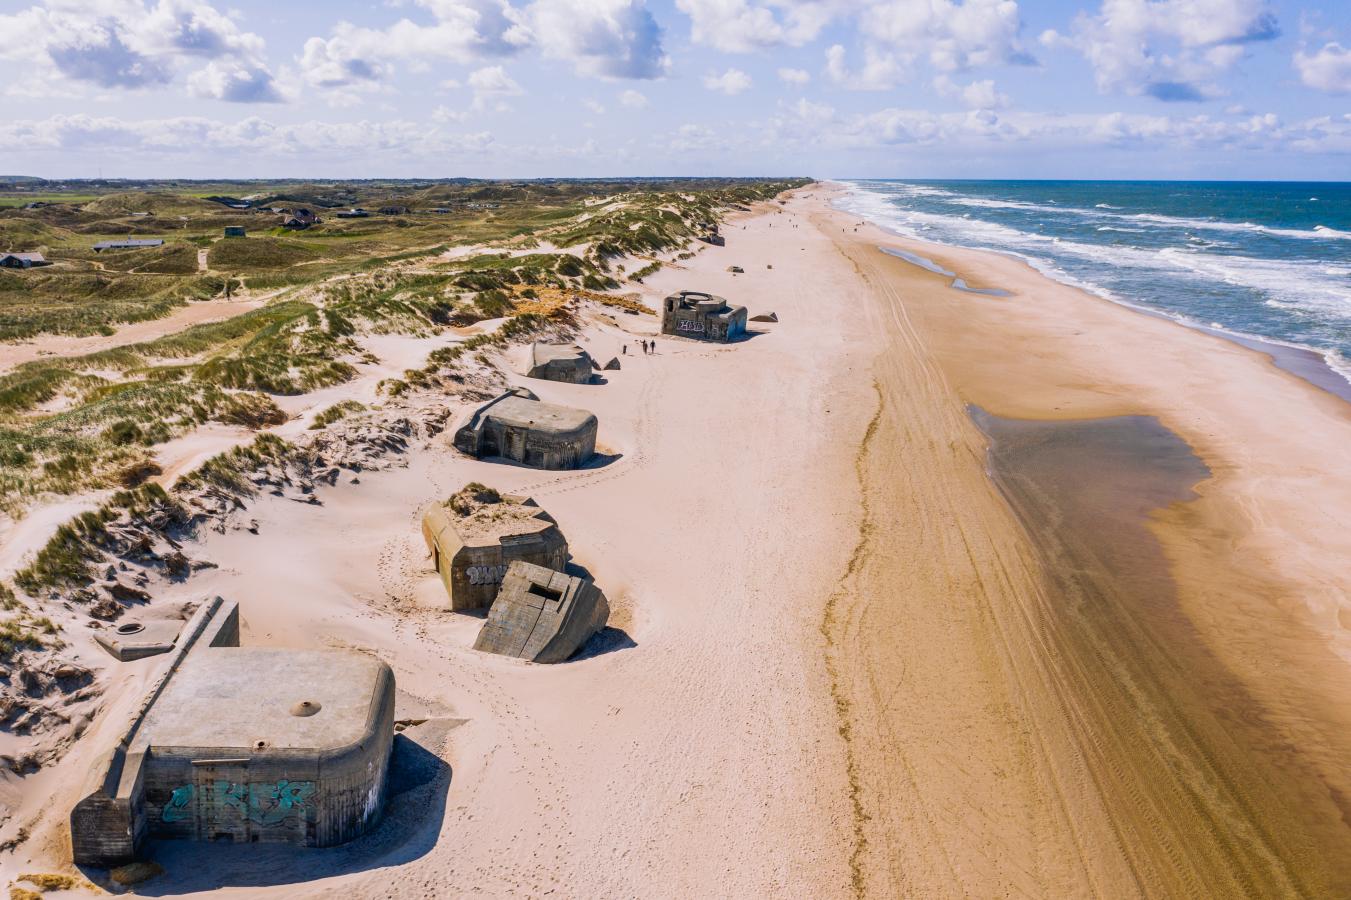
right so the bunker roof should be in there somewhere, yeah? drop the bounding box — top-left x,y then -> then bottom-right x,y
531,343 -> 588,365
136,648 -> 388,753
666,290 -> 742,314
486,394 -> 596,433
430,493 -> 557,543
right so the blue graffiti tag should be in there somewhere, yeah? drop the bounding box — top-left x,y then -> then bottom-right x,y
215,779 -> 316,826
161,784 -> 195,823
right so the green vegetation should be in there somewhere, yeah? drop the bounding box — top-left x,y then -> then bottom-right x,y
0,584 -> 57,660
310,400 -> 365,429
0,176 -> 807,513
207,235 -> 320,270
12,484 -> 178,593
629,261 -> 662,282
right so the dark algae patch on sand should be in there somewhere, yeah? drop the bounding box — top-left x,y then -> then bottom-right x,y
971,407 -> 1351,898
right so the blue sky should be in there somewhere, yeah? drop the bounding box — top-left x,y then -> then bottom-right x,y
0,0 -> 1348,179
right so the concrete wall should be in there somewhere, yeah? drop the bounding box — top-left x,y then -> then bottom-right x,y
439,537 -> 569,612
476,418 -> 596,470
527,348 -> 593,384
139,663 -> 394,848
422,502 -> 569,612
70,598 -> 395,866
454,391 -> 598,470
473,562 -> 609,663
661,294 -> 749,342
72,597 -> 236,867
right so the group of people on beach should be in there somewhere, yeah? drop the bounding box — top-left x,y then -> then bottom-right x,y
622,340 -> 658,356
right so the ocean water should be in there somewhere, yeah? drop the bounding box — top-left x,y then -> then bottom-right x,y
836,180 -> 1351,386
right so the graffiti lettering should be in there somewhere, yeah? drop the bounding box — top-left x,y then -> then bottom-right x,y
676,320 -> 706,332
466,564 -> 508,586
218,779 -> 316,826
160,780 -> 317,827
162,784 -> 194,822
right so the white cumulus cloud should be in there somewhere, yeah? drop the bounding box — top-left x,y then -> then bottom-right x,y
935,74 -> 1008,109
675,0 -> 834,53
703,67 -> 752,94
529,0 -> 668,79
778,67 -> 811,85
825,44 -> 902,91
1295,43 -> 1351,94
1056,0 -> 1280,101
0,0 -> 279,101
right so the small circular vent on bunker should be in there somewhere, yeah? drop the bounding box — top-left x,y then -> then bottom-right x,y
290,700 -> 322,717
115,622 -> 144,635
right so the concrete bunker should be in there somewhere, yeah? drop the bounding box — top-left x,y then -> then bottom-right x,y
661,291 -> 748,342
527,342 -> 594,384
71,597 -> 395,867
473,561 -> 609,663
421,485 -> 569,612
453,387 -> 597,470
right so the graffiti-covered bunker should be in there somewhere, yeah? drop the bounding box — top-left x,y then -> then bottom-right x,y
421,485 -> 569,612
661,291 -> 748,342
71,597 -> 395,866
453,387 -> 598,470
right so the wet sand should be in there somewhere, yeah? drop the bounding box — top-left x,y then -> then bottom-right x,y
815,184 -> 1351,897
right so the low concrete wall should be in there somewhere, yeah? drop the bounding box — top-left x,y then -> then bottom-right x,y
71,598 -> 393,866
71,597 -> 237,867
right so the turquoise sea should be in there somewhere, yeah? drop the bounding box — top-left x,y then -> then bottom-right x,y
836,180 -> 1351,388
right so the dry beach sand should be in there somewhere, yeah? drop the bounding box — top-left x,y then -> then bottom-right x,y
2,184 -> 1351,897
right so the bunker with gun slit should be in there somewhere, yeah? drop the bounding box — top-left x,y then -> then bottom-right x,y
421,485 -> 569,611
527,342 -> 594,384
453,388 -> 597,470
70,597 -> 395,867
473,561 -> 610,663
661,291 -> 748,342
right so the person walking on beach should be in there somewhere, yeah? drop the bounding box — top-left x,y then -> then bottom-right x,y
622,343 -> 628,355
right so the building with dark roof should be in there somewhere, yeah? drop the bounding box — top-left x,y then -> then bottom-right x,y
93,239 -> 164,252
0,251 -> 47,268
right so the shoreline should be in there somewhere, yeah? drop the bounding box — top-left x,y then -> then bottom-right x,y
806,182 -> 1351,895
834,180 -> 1351,407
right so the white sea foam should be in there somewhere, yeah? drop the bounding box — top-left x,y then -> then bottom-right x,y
835,182 -> 1351,381
848,179 -> 1351,242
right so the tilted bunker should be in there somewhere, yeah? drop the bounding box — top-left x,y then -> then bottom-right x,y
661,291 -> 748,342
473,561 -> 610,663
527,342 -> 594,384
421,485 -> 569,612
71,597 -> 395,867
453,388 -> 597,470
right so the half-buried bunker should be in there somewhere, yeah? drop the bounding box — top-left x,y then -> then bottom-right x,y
422,485 -> 569,612
453,388 -> 597,470
527,342 -> 594,384
473,561 -> 610,664
71,597 -> 395,867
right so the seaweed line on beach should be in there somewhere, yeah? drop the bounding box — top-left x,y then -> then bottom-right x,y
820,378 -> 883,899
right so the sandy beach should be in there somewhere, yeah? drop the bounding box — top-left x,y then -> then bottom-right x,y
4,183 -> 1351,898
814,183 -> 1351,897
